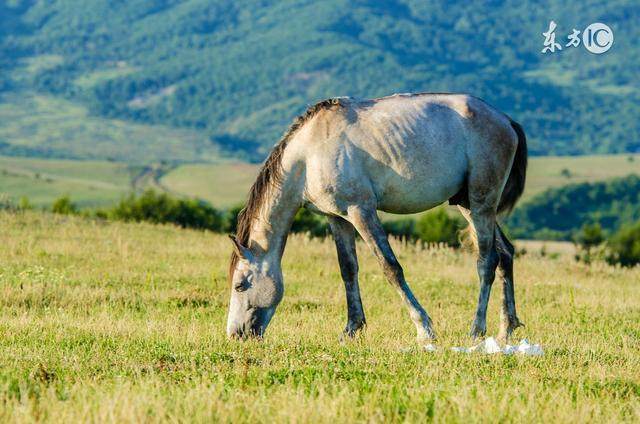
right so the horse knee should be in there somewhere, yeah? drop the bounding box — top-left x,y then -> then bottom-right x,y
381,257 -> 404,283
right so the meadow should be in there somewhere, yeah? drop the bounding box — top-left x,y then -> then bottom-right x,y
0,211 -> 638,422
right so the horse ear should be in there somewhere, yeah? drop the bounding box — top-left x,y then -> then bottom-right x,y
228,235 -> 253,261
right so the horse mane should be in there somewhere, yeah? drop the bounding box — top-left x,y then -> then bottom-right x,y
228,97 -> 347,281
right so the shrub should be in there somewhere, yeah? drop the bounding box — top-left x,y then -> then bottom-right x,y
290,208 -> 328,237
51,196 -> 78,215
109,190 -> 224,231
224,204 -> 244,233
607,222 -> 640,267
19,197 -> 33,210
574,222 -> 605,249
415,208 -> 465,247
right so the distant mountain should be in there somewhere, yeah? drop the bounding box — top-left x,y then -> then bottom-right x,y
1,0 -> 639,162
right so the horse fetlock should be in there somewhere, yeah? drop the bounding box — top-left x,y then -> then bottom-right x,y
415,321 -> 436,342
343,318 -> 366,337
470,320 -> 487,339
498,314 -> 524,341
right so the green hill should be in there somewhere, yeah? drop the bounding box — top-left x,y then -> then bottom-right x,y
507,174 -> 640,240
1,0 -> 638,161
0,155 -> 133,207
0,92 -> 218,162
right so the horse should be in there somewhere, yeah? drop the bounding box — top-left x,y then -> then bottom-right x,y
226,93 -> 527,344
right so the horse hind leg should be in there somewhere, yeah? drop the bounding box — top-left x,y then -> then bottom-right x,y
459,206 -> 523,341
328,216 -> 366,337
495,225 -> 524,341
458,206 -> 499,339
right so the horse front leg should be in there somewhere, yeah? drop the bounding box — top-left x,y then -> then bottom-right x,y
347,206 -> 435,343
328,216 -> 366,337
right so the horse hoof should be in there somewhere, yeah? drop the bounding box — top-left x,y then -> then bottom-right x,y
341,322 -> 366,341
470,323 -> 487,339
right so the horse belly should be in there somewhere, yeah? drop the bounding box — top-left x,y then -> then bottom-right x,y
373,149 -> 467,214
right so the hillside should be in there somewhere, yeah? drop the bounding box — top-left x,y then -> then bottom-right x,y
1,0 -> 639,161
507,174 -> 640,240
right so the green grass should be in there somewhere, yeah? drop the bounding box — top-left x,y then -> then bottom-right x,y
523,63 -> 638,96
74,65 -> 139,89
19,55 -> 64,76
0,92 -> 219,163
0,211 -> 638,421
523,154 -> 640,200
160,162 -> 260,208
0,156 -> 133,207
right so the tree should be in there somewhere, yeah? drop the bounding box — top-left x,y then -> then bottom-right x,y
574,222 -> 604,250
607,222 -> 640,267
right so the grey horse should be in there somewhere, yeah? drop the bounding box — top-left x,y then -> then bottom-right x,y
226,93 -> 527,344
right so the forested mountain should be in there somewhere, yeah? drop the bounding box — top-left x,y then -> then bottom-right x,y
1,0 -> 639,161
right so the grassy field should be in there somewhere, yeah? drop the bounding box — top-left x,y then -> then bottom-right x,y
0,211 -> 638,421
159,162 -> 261,208
524,154 -> 640,199
0,156 -> 133,207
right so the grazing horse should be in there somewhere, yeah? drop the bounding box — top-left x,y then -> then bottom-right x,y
226,93 -> 527,344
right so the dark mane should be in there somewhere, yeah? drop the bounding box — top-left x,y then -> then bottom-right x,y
229,98 -> 347,281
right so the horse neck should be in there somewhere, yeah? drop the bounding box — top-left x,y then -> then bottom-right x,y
248,169 -> 303,266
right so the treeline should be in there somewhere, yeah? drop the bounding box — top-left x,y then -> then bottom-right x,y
41,190 -> 467,247
507,175 -> 640,241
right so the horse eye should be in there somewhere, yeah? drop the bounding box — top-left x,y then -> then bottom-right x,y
234,280 -> 248,292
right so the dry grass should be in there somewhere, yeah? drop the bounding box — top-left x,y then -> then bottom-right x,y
0,211 -> 638,422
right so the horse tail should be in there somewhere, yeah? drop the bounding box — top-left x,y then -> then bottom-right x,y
497,119 -> 528,214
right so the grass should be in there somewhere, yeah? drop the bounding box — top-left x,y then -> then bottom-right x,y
523,63 -> 637,96
0,156 -> 133,207
0,211 -> 638,422
74,66 -> 139,89
159,162 -> 261,208
523,154 -> 640,200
